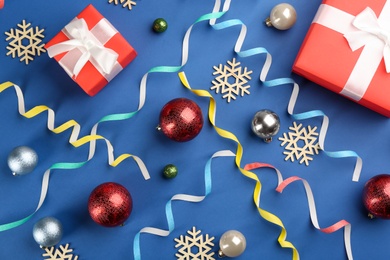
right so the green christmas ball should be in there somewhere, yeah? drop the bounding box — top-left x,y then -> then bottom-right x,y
163,164 -> 178,178
153,18 -> 168,33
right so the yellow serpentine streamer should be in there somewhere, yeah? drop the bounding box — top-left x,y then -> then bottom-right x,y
0,81 -> 150,179
178,72 -> 299,260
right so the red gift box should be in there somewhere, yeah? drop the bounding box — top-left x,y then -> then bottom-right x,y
45,4 -> 137,96
293,0 -> 390,117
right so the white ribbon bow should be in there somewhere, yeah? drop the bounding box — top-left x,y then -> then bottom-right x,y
47,18 -> 119,77
344,7 -> 390,73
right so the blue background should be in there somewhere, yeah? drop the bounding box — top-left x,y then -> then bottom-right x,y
1,0 -> 390,259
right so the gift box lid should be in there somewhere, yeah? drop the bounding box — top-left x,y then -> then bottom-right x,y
293,0 -> 390,117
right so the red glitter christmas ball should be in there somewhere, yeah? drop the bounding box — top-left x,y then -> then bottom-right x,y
88,182 -> 133,227
158,98 -> 203,142
363,174 -> 390,219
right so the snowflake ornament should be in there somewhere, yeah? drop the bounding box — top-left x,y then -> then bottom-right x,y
42,244 -> 78,260
211,58 -> 252,103
5,20 -> 46,65
175,226 -> 215,260
279,122 -> 321,166
108,0 -> 136,10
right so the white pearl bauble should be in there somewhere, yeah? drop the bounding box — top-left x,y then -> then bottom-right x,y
7,146 -> 38,176
218,230 -> 246,258
265,3 -> 297,30
33,217 -> 63,248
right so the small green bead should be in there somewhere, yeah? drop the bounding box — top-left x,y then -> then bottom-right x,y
153,18 -> 168,33
163,164 -> 178,178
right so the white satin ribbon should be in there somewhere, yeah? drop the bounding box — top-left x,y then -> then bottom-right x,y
345,7 -> 390,72
313,3 -> 390,101
47,18 -> 119,78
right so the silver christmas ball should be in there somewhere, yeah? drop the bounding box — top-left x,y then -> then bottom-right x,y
265,3 -> 297,30
33,217 -> 63,248
218,230 -> 246,258
7,146 -> 38,176
251,109 -> 280,143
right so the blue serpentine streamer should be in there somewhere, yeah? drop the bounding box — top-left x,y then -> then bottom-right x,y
133,150 -> 235,260
208,1 -> 362,182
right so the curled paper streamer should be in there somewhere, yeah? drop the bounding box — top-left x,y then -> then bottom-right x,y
0,0 -> 228,232
83,1 -> 228,132
244,162 -> 353,259
1,157 -> 147,232
206,0 -> 362,182
74,0 -> 235,142
39,1 -> 229,168
0,161 -> 86,231
0,81 -> 149,180
133,150 -> 236,260
276,176 -> 353,260
261,76 -> 362,182
243,162 -> 284,187
0,81 -> 149,231
179,72 -> 299,260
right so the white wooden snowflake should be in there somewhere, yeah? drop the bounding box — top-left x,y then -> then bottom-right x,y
5,20 -> 46,65
279,122 -> 321,166
211,58 -> 252,103
174,227 -> 215,260
42,243 -> 79,260
108,0 -> 136,10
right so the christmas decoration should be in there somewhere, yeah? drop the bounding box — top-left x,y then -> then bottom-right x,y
133,151 -> 236,260
45,4 -> 137,96
265,3 -> 297,30
153,18 -> 168,33
108,0 -> 136,10
42,243 -> 79,260
0,82 -> 150,181
179,72 -> 299,259
175,226 -> 215,260
33,217 -> 63,248
251,109 -> 280,143
157,98 -> 203,142
363,174 -> 390,219
205,0 -> 363,182
163,164 -> 178,178
279,122 -> 320,166
293,0 -> 390,117
218,230 -> 246,258
0,1 -> 370,258
5,20 -> 45,64
88,182 -> 133,227
276,176 -> 353,259
211,58 -> 252,103
7,145 -> 38,175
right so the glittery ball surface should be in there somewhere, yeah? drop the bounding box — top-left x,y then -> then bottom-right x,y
7,145 -> 38,175
159,98 -> 203,142
363,174 -> 390,219
88,182 -> 133,227
33,217 -> 63,247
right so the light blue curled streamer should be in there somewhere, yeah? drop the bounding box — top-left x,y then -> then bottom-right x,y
0,161 -> 87,231
262,77 -> 362,181
89,9 -> 226,133
207,2 -> 362,182
86,8 -> 227,180
133,150 -> 235,260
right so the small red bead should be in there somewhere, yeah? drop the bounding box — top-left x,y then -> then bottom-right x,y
159,98 -> 203,142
